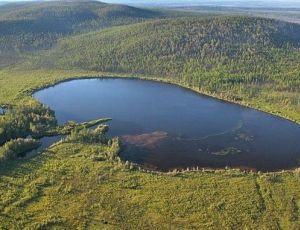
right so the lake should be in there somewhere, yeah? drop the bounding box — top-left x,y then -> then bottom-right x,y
33,78 -> 300,171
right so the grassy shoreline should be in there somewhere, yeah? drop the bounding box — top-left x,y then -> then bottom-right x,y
0,140 -> 299,228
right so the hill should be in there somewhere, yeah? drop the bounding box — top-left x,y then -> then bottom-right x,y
49,16 -> 300,73
0,0 -> 162,66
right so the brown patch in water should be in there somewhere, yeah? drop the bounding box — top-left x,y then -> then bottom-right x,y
121,131 -> 168,149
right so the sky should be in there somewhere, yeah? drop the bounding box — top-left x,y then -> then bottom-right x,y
102,0 -> 300,8
0,0 -> 300,8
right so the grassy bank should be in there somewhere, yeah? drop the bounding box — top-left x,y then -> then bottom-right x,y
0,140 -> 300,229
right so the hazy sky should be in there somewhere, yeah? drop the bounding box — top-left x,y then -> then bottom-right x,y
102,0 -> 300,8
0,0 -> 300,8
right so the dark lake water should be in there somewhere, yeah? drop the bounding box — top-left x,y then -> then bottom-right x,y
33,78 -> 300,171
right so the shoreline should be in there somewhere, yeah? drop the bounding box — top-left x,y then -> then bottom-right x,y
29,72 -> 300,126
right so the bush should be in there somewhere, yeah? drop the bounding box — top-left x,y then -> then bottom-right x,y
0,103 -> 57,145
66,125 -> 109,144
294,168 -> 300,177
0,138 -> 41,161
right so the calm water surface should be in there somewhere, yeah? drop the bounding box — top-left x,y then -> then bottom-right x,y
34,78 -> 300,171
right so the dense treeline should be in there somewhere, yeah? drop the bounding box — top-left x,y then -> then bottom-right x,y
0,103 -> 57,145
0,0 -> 162,66
50,16 -> 300,76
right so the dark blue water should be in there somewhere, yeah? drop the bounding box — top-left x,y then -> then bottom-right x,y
0,107 -> 6,115
34,78 -> 300,171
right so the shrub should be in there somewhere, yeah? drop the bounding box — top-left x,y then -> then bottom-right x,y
0,103 -> 56,145
66,125 -> 109,144
0,138 -> 41,161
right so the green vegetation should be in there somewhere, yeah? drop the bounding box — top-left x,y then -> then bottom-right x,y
0,95 -> 112,161
50,17 -> 300,74
48,118 -> 112,137
0,102 -> 56,145
0,140 -> 299,228
67,125 -> 108,144
0,1 -> 300,228
0,101 -> 112,160
0,138 -> 40,161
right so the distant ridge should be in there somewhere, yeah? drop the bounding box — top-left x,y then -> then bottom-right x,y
103,0 -> 300,9
46,16 -> 300,76
0,0 -> 162,66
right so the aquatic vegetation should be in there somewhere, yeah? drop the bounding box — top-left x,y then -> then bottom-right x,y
121,131 -> 168,148
235,133 -> 254,142
212,147 -> 242,156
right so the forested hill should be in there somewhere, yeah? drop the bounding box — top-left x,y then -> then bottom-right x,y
48,16 -> 300,76
0,0 -> 162,66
